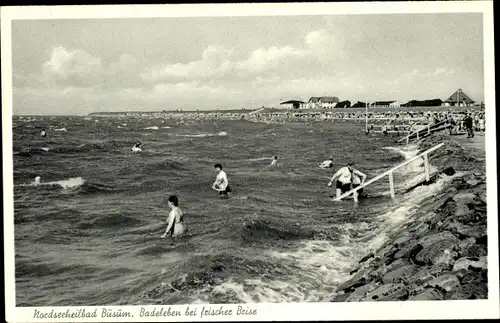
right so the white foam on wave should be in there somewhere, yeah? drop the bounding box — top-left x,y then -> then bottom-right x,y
20,177 -> 86,189
144,126 -> 159,130
197,144 -> 460,303
40,147 -> 50,152
179,131 -> 228,138
162,126 -> 171,129
54,127 -> 67,132
246,157 -> 271,162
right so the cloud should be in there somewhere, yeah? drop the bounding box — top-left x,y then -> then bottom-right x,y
141,29 -> 345,83
432,67 -> 456,76
42,46 -> 102,81
141,44 -> 312,82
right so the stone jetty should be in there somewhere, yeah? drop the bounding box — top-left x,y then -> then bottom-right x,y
332,133 -> 488,301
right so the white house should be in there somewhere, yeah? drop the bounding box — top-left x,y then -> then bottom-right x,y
307,96 -> 340,109
389,100 -> 402,108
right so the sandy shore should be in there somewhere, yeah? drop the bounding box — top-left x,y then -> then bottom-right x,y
332,133 -> 487,301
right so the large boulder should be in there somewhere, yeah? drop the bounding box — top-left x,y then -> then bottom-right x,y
336,270 -> 369,293
452,193 -> 477,205
418,232 -> 459,248
368,264 -> 389,281
407,268 -> 442,287
382,265 -> 419,284
458,237 -> 476,252
445,283 -> 488,300
463,244 -> 487,258
331,292 -> 351,302
455,224 -> 487,239
346,282 -> 378,302
428,274 -> 460,293
393,240 -> 423,260
414,239 -> 458,266
452,256 -> 487,272
408,288 -> 444,301
386,258 -> 412,271
363,283 -> 409,301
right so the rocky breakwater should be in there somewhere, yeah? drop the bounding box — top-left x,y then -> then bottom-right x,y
332,133 -> 487,301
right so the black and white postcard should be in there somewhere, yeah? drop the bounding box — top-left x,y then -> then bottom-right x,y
2,2 -> 498,322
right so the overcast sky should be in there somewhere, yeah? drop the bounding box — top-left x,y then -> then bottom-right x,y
12,13 -> 484,115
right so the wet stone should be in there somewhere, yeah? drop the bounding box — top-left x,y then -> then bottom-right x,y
463,244 -> 487,258
428,274 -> 460,293
346,283 -> 378,302
418,231 -> 458,248
336,271 -> 369,293
452,256 -> 487,272
359,252 -> 374,264
455,224 -> 486,239
445,283 -> 488,300
386,258 -> 411,271
408,288 -> 444,301
369,264 -> 388,281
478,192 -> 487,204
363,283 -> 409,301
392,232 -> 412,248
394,242 -> 423,260
414,240 -> 458,266
408,268 -> 441,287
382,265 -> 418,284
458,237 -> 476,252
332,292 -> 351,302
466,179 -> 480,187
453,203 -> 470,218
452,193 -> 477,205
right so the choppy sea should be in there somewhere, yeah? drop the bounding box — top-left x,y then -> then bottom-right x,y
12,116 -> 455,305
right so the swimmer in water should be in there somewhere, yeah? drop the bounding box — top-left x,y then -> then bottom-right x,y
269,156 -> 278,167
161,195 -> 185,240
131,141 -> 144,152
40,129 -> 47,137
34,176 -> 41,186
319,157 -> 334,169
212,163 -> 231,198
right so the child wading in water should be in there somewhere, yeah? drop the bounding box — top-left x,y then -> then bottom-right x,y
161,195 -> 186,240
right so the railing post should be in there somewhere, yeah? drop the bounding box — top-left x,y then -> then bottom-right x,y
389,171 -> 395,199
416,131 -> 419,140
427,124 -> 430,134
406,136 -> 409,145
424,153 -> 430,182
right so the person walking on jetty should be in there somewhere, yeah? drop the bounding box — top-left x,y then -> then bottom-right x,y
212,163 -> 231,198
161,195 -> 186,240
464,113 -> 475,138
328,162 -> 367,202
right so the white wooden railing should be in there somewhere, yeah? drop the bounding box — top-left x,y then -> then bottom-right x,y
397,120 -> 449,144
334,142 -> 444,201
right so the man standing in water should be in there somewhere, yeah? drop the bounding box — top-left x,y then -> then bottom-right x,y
328,162 -> 367,202
212,163 -> 231,198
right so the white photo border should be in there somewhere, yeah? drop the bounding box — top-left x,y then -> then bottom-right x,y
2,1 -> 498,322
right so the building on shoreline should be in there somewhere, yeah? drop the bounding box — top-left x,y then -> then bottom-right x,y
443,88 -> 475,107
306,96 -> 340,109
279,100 -> 305,109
